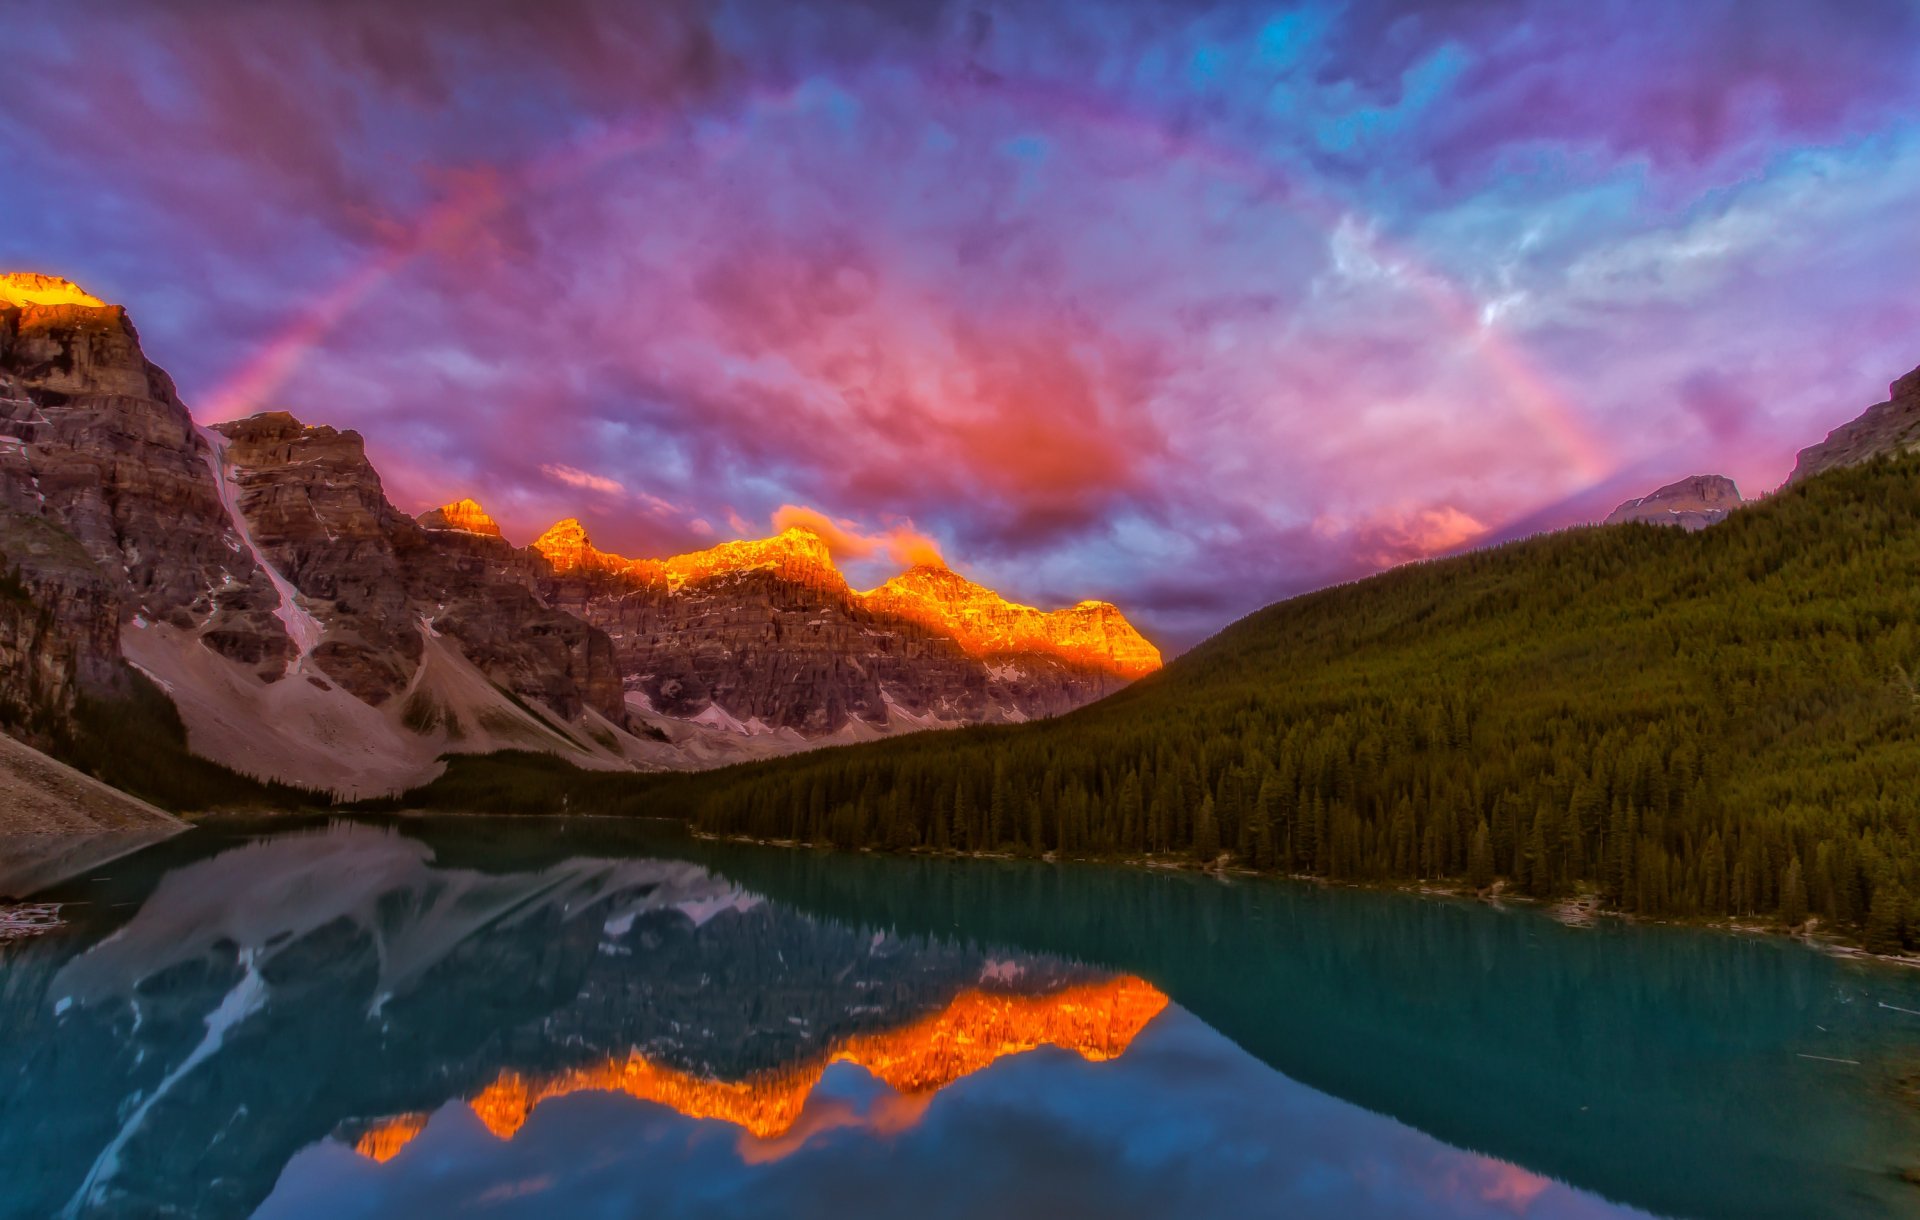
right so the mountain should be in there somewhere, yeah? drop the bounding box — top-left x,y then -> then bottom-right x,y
671,361 -> 1920,949
1603,473 -> 1743,530
1789,364 -> 1920,482
530,516 -> 1159,749
0,273 -> 1159,798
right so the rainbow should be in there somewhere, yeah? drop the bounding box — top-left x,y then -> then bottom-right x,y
196,69 -> 1613,500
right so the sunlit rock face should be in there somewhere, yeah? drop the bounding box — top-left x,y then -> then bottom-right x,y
1789,363 -> 1920,483
0,273 -> 106,309
533,519 -> 1160,737
417,497 -> 502,537
1603,474 -> 1745,531
861,563 -> 1162,678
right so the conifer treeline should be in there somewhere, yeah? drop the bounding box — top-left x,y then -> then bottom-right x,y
686,456 -> 1920,949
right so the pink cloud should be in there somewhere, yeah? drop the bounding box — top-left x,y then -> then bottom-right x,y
540,463 -> 624,497
771,505 -> 945,569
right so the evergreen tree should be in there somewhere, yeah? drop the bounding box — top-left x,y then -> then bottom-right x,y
1780,856 -> 1808,929
1193,794 -> 1221,865
1865,878 -> 1905,955
1467,819 -> 1495,892
990,759 -> 1011,848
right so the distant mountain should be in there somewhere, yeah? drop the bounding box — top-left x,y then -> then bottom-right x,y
0,273 -> 1159,797
1601,366 -> 1920,535
1603,474 -> 1744,530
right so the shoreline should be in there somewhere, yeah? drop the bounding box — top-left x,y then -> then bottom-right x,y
86,810 -> 1920,970
693,829 -> 1920,970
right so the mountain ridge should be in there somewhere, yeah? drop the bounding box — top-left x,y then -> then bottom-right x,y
0,273 -> 1161,796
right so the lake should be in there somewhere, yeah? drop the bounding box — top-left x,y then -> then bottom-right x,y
2,817 -> 1917,1219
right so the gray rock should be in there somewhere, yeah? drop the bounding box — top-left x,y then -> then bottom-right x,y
1605,474 -> 1744,531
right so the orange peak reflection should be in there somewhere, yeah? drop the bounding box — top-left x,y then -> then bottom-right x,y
356,976 -> 1167,1162
354,1112 -> 430,1163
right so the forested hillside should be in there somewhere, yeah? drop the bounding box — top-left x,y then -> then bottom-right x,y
684,453 -> 1920,949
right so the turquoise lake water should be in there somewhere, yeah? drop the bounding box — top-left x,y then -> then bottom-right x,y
2,817 -> 1917,1219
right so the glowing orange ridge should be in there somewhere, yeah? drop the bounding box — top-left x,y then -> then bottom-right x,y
420,498 -> 504,537
527,517 -> 1161,677
0,272 -> 109,309
858,564 -> 1162,678
354,975 -> 1167,1160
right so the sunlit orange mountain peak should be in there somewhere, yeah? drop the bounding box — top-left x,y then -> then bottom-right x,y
860,564 -> 1162,678
418,498 -> 503,538
533,520 -> 848,592
659,526 -> 845,591
353,976 -> 1167,1163
531,518 -> 1159,682
0,272 -> 109,309
530,517 -> 658,579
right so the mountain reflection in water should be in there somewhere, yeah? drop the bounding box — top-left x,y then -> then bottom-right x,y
2,817 -> 1918,1220
354,974 -> 1167,1158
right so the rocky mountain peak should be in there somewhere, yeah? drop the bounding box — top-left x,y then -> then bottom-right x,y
534,517 -> 590,558
1789,363 -> 1920,484
0,273 -> 109,309
419,498 -> 503,538
860,564 -> 1161,679
0,271 -> 171,403
1604,474 -> 1744,531
531,518 -> 648,578
660,527 -> 843,591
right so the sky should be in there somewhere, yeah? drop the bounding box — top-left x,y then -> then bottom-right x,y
3,0 -> 1918,650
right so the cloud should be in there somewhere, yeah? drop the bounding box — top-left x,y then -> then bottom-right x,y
1341,506 -> 1490,570
771,505 -> 945,569
540,464 -> 624,497
4,0 -> 1916,652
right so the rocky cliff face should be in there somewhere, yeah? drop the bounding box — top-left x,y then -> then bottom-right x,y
531,520 -> 1160,739
0,513 -> 123,742
1789,364 -> 1920,483
1604,474 -> 1745,531
0,273 -> 635,794
208,412 -> 623,724
0,273 -> 290,677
